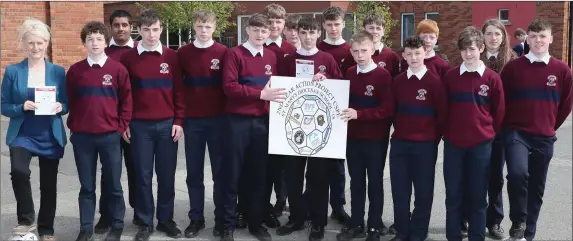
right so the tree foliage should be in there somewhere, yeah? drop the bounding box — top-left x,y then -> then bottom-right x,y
347,1 -> 398,47
136,2 -> 240,38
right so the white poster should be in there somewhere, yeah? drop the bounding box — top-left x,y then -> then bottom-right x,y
269,76 -> 349,159
34,86 -> 56,115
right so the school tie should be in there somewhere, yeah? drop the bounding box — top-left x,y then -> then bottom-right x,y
488,56 -> 496,61
92,64 -> 101,68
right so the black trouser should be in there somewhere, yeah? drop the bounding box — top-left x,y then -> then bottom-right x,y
100,138 -> 135,222
285,156 -> 332,227
10,146 -> 60,236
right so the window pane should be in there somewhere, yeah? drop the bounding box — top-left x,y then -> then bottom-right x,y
499,10 -> 509,21
426,13 -> 439,22
240,16 -> 250,44
402,14 -> 415,46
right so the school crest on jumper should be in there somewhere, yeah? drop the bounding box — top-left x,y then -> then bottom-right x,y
377,62 -> 386,68
160,63 -> 169,74
102,74 -> 113,86
416,89 -> 427,100
546,75 -> 557,87
318,65 -> 326,74
284,53 -> 289,57
210,59 -> 220,70
265,64 -> 273,75
478,85 -> 489,97
364,85 -> 374,96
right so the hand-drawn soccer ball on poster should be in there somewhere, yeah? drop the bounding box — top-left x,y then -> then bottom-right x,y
285,95 -> 332,156
10,232 -> 38,241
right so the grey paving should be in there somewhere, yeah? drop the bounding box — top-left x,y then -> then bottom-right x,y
1,114 -> 571,241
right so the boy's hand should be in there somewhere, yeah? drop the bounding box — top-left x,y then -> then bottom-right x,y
313,73 -> 327,82
260,81 -> 287,103
123,127 -> 131,143
341,108 -> 357,122
172,124 -> 183,142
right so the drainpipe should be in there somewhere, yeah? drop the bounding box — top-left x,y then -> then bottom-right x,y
569,1 -> 572,66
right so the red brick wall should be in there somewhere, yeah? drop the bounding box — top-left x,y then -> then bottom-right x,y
0,2 -> 49,78
0,2 -> 103,79
388,2 -> 473,66
49,2 -> 104,69
104,2 -> 142,27
536,1 -> 569,61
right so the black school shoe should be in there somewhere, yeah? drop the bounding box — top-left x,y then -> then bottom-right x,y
336,226 -> 366,241
220,229 -> 234,241
309,225 -> 325,241
184,219 -> 206,238
103,227 -> 123,241
461,221 -> 469,238
366,228 -> 382,241
94,218 -> 110,234
509,222 -> 526,239
134,226 -> 153,241
276,221 -> 305,236
264,213 -> 281,228
249,226 -> 272,241
156,220 -> 182,238
330,209 -> 351,225
488,224 -> 505,240
75,229 -> 94,241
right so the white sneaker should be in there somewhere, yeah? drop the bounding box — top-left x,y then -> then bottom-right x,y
12,223 -> 37,235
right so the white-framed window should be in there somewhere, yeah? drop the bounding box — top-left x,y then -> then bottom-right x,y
425,12 -> 440,50
425,12 -> 439,22
498,9 -> 510,24
132,22 -> 189,50
237,12 -> 354,46
401,13 -> 415,47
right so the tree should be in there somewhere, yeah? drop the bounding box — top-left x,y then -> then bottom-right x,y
136,2 -> 240,38
347,1 -> 398,47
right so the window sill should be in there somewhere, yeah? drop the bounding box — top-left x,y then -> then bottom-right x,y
501,20 -> 512,26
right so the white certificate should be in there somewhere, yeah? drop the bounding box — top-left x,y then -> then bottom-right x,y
34,86 -> 56,115
295,59 -> 315,78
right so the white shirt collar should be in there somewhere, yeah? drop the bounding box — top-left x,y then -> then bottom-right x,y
323,37 -> 346,45
137,43 -> 163,55
87,54 -> 108,67
357,61 -> 378,74
265,36 -> 283,48
193,39 -> 214,49
110,38 -> 134,48
296,47 -> 319,56
406,65 -> 428,79
525,52 -> 551,65
460,61 -> 486,77
376,43 -> 384,53
242,41 -> 264,57
486,51 -> 498,59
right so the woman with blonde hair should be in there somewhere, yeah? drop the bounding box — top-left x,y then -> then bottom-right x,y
1,18 -> 68,241
480,18 -> 517,240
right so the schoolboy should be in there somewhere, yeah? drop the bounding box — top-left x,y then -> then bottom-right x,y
96,9 -> 139,234
219,13 -> 287,241
336,30 -> 394,241
442,26 -> 505,241
401,19 -> 450,78
316,6 -> 351,224
512,28 -> 527,56
340,14 -> 400,78
66,21 -> 132,241
119,9 -> 185,240
261,3 -> 295,227
387,36 -> 447,241
500,19 -> 572,241
275,17 -> 342,241
177,10 -> 229,238
283,14 -> 302,50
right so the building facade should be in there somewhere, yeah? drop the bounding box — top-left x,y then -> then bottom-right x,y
1,1 -> 570,78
